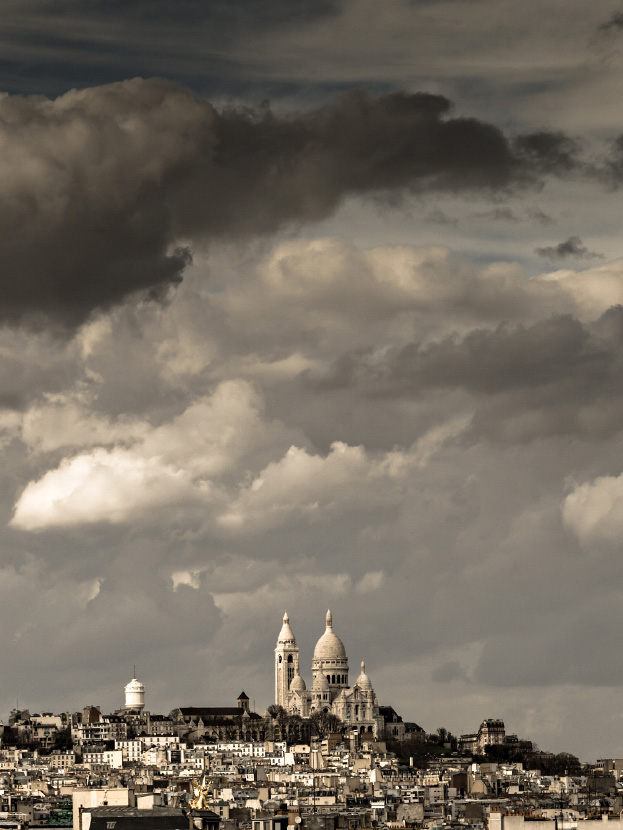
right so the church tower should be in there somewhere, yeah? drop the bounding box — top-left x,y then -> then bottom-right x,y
275,611 -> 300,707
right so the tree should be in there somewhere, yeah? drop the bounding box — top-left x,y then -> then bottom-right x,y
266,704 -> 287,718
309,711 -> 344,739
52,727 -> 73,751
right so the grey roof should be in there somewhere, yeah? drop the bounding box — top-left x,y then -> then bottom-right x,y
87,808 -> 186,817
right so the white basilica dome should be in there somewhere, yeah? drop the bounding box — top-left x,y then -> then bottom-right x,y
313,609 -> 347,661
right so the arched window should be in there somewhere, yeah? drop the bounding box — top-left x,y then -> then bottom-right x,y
287,655 -> 293,663
279,655 -> 282,663
331,675 -> 335,684
326,675 -> 330,683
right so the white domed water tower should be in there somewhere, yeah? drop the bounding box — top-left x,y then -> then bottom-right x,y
124,675 -> 145,711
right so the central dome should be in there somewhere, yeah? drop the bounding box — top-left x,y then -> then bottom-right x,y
313,609 -> 347,661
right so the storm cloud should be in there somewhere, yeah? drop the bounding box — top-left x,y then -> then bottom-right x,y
535,236 -> 604,261
0,78 -> 603,329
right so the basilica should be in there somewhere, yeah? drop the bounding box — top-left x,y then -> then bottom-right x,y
275,609 -> 381,736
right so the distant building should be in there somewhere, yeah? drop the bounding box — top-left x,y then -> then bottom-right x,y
169,698 -> 263,742
124,677 -> 145,712
459,718 -> 506,754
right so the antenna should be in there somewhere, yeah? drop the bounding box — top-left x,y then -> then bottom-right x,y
133,665 -> 136,678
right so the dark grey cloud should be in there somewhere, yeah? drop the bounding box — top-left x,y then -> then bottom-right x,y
535,235 -> 604,260
306,312 -> 615,394
598,10 -> 623,32
424,208 -> 458,226
602,134 -> 623,186
302,307 -> 623,442
512,131 -> 584,176
0,79 -> 583,330
473,207 -> 518,222
527,207 -> 555,226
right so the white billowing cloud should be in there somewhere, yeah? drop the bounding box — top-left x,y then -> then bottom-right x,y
11,447 -> 209,530
171,569 -> 205,591
538,259 -> 623,319
13,379 -> 303,530
218,440 -> 415,534
141,380 -> 296,477
562,472 -> 623,544
21,396 -> 147,453
209,238 -> 619,373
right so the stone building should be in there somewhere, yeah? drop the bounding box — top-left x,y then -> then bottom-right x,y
275,609 -> 381,737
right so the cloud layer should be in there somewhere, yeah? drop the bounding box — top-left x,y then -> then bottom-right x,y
0,77 -> 615,329
3,4 -> 623,764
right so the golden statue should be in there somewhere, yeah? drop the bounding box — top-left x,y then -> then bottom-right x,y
189,775 -> 211,810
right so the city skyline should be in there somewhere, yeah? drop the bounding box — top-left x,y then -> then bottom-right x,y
2,0 -> 623,764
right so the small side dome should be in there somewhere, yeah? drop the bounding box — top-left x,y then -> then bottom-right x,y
312,671 -> 329,691
290,672 -> 306,692
356,661 -> 372,691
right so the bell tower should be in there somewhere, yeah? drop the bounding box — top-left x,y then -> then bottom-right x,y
275,611 -> 300,707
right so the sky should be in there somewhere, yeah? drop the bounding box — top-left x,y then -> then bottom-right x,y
4,0 -> 623,763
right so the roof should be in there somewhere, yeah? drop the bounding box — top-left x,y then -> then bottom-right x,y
86,806 -> 204,830
173,707 -> 261,720
378,706 -> 403,722
87,809 -> 186,818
